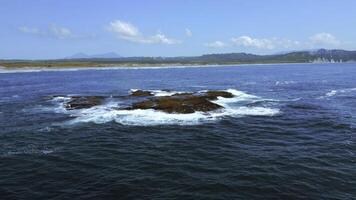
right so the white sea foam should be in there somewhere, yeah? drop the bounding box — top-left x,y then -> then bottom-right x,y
275,81 -> 297,86
130,89 -> 187,97
50,96 -> 72,113
321,88 -> 356,98
45,89 -> 280,126
326,90 -> 338,97
67,108 -> 213,126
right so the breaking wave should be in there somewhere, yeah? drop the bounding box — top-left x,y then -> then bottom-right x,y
47,89 -> 280,126
320,88 -> 356,98
130,89 -> 187,97
275,81 -> 297,86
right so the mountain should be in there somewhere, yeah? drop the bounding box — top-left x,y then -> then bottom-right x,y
67,53 -> 90,59
66,52 -> 121,59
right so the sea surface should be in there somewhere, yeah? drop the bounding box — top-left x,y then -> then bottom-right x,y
0,63 -> 355,199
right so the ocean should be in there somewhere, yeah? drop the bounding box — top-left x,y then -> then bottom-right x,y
0,63 -> 355,199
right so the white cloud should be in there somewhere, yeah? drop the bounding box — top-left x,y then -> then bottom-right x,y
108,20 -> 139,38
205,33 -> 343,51
309,33 -> 340,46
231,36 -> 275,49
185,28 -> 192,37
108,20 -> 180,45
207,36 -> 301,50
150,33 -> 180,44
271,38 -> 301,49
18,26 -> 41,35
205,41 -> 226,48
18,24 -> 74,39
49,25 -> 73,39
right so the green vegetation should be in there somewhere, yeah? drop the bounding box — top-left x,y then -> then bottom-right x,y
1,49 -> 355,69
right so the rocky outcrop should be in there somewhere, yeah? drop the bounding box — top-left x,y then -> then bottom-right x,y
55,90 -> 234,114
130,90 -> 153,97
205,91 -> 234,100
126,90 -> 234,114
130,95 -> 223,114
65,96 -> 105,110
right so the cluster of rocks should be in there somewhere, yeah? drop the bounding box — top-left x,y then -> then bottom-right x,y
56,90 -> 234,114
64,96 -> 105,110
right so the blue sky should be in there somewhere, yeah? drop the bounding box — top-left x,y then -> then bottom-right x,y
1,0 -> 356,59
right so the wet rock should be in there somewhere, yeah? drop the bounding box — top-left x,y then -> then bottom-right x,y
130,95 -> 223,114
56,90 -> 234,113
65,96 -> 104,110
204,91 -> 234,100
130,90 -> 154,97
172,92 -> 194,96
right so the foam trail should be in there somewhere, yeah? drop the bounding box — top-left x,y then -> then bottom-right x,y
130,89 -> 187,97
326,90 -> 337,97
68,109 -> 211,126
320,87 -> 356,98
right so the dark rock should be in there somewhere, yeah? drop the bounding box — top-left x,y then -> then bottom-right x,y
130,90 -> 153,97
204,91 -> 234,100
130,95 -> 223,114
65,96 -> 104,110
172,92 -> 194,96
56,90 -> 234,113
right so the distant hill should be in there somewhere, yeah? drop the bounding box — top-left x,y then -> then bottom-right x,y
61,49 -> 356,64
66,52 -> 121,59
1,49 -> 356,68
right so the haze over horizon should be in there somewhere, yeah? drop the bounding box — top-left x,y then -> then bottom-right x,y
1,0 -> 356,59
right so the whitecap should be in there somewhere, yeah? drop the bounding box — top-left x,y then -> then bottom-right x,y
320,87 -> 356,98
130,89 -> 187,97
38,126 -> 54,132
3,148 -> 55,157
41,150 -> 54,154
326,90 -> 338,97
275,81 -> 296,86
226,106 -> 280,116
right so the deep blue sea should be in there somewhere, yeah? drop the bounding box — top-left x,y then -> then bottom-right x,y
0,63 -> 355,199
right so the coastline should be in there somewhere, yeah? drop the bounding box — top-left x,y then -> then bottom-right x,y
0,62 -> 344,73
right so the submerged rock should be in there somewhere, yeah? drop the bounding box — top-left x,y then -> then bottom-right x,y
65,96 -> 105,110
130,90 -> 153,97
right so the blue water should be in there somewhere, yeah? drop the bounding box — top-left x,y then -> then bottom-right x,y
0,63 -> 355,199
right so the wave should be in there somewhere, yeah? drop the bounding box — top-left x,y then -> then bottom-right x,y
130,89 -> 187,97
320,88 -> 356,98
43,89 -> 280,126
275,81 -> 297,86
2,149 -> 54,157
326,90 -> 338,97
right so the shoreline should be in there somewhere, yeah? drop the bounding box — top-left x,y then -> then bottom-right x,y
0,62 -> 348,73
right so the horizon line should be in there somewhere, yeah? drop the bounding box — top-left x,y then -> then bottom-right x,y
1,48 -> 355,61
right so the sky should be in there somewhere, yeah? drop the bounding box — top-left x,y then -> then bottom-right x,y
1,0 -> 356,59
